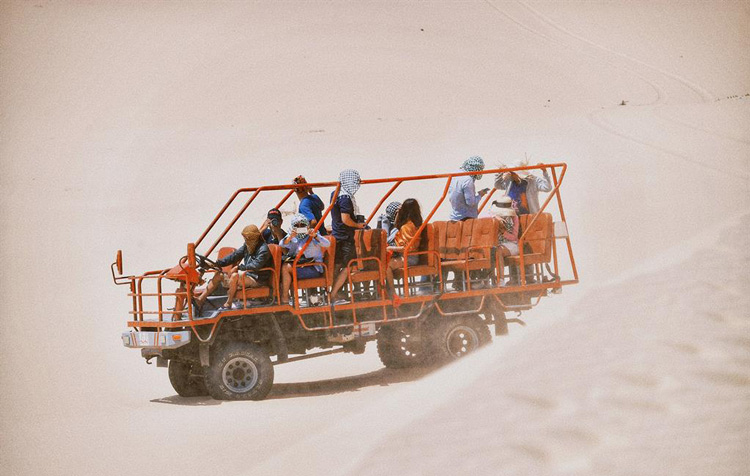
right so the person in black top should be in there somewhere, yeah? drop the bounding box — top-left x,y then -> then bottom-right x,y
196,224 -> 271,310
260,208 -> 287,245
330,169 -> 366,303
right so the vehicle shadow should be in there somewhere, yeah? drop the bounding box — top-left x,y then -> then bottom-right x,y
150,365 -> 437,405
267,365 -> 436,400
150,395 -> 223,406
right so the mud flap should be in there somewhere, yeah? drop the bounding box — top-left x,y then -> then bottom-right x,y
269,314 -> 288,363
199,343 -> 210,367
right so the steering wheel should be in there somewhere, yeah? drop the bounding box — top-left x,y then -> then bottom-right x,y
195,253 -> 222,271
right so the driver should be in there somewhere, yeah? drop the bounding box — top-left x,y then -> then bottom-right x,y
196,224 -> 271,311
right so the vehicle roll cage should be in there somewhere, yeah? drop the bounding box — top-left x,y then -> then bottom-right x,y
113,163 -> 578,340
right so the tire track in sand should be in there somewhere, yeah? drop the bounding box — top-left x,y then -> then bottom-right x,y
484,0 -> 748,182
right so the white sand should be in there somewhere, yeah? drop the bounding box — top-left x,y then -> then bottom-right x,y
1,1 -> 748,475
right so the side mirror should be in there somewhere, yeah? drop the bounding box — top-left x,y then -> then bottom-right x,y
116,250 -> 123,275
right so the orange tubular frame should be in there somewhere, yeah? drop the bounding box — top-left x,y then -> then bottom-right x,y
118,163 -> 578,339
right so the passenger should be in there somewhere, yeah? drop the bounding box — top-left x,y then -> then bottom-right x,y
293,175 -> 328,235
491,196 -> 520,257
196,225 -> 271,311
385,198 -> 423,297
494,159 -> 551,283
279,214 -> 331,305
260,208 -> 287,245
449,156 -> 490,221
377,201 -> 402,245
494,158 -> 552,215
330,169 -> 366,303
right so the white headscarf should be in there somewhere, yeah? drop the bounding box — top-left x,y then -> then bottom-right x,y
338,169 -> 361,215
290,214 -> 310,241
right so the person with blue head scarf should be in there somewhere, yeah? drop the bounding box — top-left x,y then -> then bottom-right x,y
279,214 -> 331,305
448,156 -> 489,221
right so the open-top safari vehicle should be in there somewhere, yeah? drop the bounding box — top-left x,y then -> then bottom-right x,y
112,163 -> 579,400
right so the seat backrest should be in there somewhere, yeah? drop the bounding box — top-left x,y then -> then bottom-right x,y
323,235 -> 336,285
419,223 -> 436,267
354,228 -> 387,275
519,213 -> 553,261
266,244 -> 283,293
434,220 -> 463,260
469,217 -> 499,260
459,219 -> 475,256
217,247 -> 237,274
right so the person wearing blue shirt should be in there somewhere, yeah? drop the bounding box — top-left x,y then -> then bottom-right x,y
293,175 -> 328,235
448,156 -> 489,221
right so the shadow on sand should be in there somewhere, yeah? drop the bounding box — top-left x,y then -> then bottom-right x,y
150,365 -> 437,406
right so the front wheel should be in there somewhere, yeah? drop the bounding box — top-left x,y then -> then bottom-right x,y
168,360 -> 209,397
204,342 -> 274,400
426,315 -> 491,363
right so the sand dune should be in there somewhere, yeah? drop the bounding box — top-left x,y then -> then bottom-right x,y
1,1 -> 748,475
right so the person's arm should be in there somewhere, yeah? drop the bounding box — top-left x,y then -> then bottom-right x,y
280,232 -> 294,248
240,244 -> 271,271
387,227 -> 398,245
463,179 -> 481,208
339,196 -> 364,228
341,213 -> 364,228
259,218 -> 270,233
532,167 -> 553,192
314,235 -> 330,247
271,226 -> 286,241
216,245 -> 245,268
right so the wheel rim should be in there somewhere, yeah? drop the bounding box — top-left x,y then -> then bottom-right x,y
399,334 -> 419,359
445,325 -> 480,357
222,357 -> 259,393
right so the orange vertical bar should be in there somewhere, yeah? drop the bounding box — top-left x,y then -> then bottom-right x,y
550,166 -> 578,281
403,175 -> 453,297
365,180 -> 403,225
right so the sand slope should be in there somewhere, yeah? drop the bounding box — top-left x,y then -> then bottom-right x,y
1,1 -> 748,475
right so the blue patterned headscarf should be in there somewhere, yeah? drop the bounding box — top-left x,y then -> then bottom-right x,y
460,156 -> 485,180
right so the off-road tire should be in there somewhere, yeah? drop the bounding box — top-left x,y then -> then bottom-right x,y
168,360 -> 209,397
426,314 -> 492,363
376,326 -> 425,369
204,342 -> 274,401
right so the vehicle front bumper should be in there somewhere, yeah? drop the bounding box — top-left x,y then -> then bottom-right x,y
121,330 -> 191,349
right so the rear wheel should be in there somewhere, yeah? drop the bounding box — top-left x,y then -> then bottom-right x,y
377,325 -> 425,368
204,342 -> 274,400
427,315 -> 491,362
168,360 -> 208,397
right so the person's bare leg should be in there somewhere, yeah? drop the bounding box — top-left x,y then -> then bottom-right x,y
195,272 -> 223,307
172,284 -> 187,320
498,247 -> 509,282
331,268 -> 349,300
225,272 -> 259,307
280,263 -> 292,302
386,257 -> 403,298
